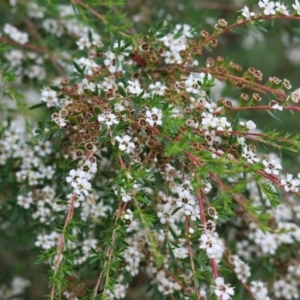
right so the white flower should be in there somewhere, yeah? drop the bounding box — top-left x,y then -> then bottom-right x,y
117,188 -> 133,202
66,169 -> 85,184
262,157 -> 282,175
163,50 -> 182,64
173,247 -> 188,259
199,232 -> 225,260
127,79 -> 143,94
73,57 -> 99,76
4,49 -> 24,68
242,147 -> 260,164
157,208 -> 176,224
202,181 -> 212,193
237,137 -> 245,145
82,238 -> 98,254
27,3 -> 45,19
104,51 -> 124,73
41,88 -> 59,107
293,0 -> 300,15
290,89 -> 300,103
51,113 -> 68,128
115,135 -> 135,154
273,279 -> 299,299
98,113 -> 119,127
159,33 -> 187,53
3,24 -> 29,44
280,174 -> 300,192
269,100 -> 283,110
258,0 -> 276,15
145,107 -> 163,126
275,1 -> 289,15
35,232 -> 59,250
246,120 -> 256,130
240,6 -> 256,19
71,177 -> 91,196
176,189 -> 195,213
76,32 -> 102,50
78,159 -> 97,180
17,194 -> 33,209
229,255 -> 251,283
149,82 -> 166,96
250,281 -> 270,300
214,277 -> 234,300
174,24 -> 193,38
184,72 -> 212,95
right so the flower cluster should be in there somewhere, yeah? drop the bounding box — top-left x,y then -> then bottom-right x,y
3,24 -> 29,44
3,1 -> 300,300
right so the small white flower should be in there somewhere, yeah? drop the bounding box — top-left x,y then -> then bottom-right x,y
258,0 -> 276,15
115,135 -> 135,154
149,82 -> 166,96
3,24 -> 29,44
98,112 -> 119,127
229,255 -> 251,283
41,88 -> 59,107
293,0 -> 300,15
157,208 -> 176,224
275,1 -> 289,15
237,137 -> 245,145
127,79 -> 143,94
72,177 -> 91,196
173,247 -> 188,259
242,147 -> 260,164
246,120 -> 256,130
73,57 -> 99,76
163,50 -> 182,64
214,277 -> 235,300
202,181 -> 212,193
117,188 -> 133,202
269,100 -> 283,110
240,6 -> 256,19
262,157 -> 282,175
17,194 -> 33,209
145,107 -> 163,126
199,232 -> 225,260
250,281 -> 270,300
176,189 -> 195,215
280,173 -> 300,192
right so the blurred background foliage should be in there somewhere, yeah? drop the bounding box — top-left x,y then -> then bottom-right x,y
1,0 -> 300,299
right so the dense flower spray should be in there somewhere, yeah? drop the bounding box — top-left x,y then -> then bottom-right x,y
2,1 -> 300,300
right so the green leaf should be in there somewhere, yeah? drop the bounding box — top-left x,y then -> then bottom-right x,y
230,27 -> 248,35
113,121 -> 130,133
28,102 -> 46,110
266,110 -> 281,122
99,136 -> 111,143
50,86 -> 61,92
118,85 -> 127,97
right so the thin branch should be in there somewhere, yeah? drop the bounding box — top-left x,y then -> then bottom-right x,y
187,67 -> 287,100
198,14 -> 300,50
185,216 -> 201,299
196,188 -> 219,279
0,36 -> 47,54
51,193 -> 76,300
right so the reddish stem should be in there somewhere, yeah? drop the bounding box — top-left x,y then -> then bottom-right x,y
188,67 -> 287,100
50,193 -> 76,300
185,216 -> 200,299
228,105 -> 300,112
199,14 -> 300,49
93,155 -> 127,296
196,189 -> 219,279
